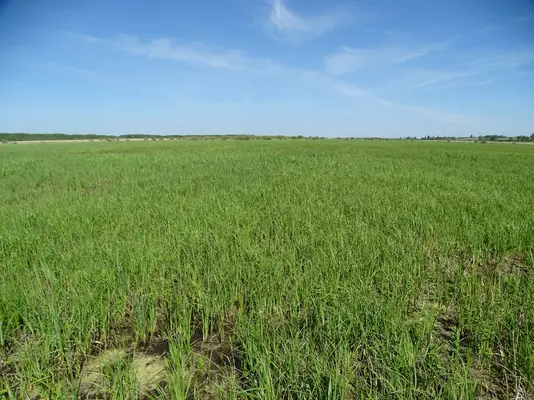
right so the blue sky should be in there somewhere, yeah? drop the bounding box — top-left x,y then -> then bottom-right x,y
1,0 -> 533,137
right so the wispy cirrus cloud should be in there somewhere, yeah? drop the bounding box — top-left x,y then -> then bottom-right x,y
90,34 -> 379,97
324,41 -> 452,76
266,0 -> 352,43
386,50 -> 534,91
323,11 -> 534,84
82,34 -> 467,123
95,34 -> 286,75
116,35 -> 258,70
323,31 -> 534,92
393,41 -> 453,63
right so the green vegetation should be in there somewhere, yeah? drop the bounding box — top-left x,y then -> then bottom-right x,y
2,132 -> 533,143
1,140 -> 533,399
0,133 -> 324,142
0,133 -> 120,141
421,134 -> 534,143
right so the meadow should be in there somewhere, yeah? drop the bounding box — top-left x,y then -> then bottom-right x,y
1,139 -> 533,399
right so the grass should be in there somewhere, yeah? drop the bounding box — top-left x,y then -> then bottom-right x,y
1,139 -> 533,399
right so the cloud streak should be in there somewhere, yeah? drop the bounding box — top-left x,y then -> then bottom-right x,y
104,35 -> 286,75
266,0 -> 351,43
84,34 -> 467,123
324,40 -> 453,76
386,50 -> 534,91
323,35 -> 534,93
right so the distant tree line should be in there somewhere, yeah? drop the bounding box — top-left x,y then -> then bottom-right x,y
0,133 -> 118,142
0,133 -> 331,142
420,134 -> 534,142
2,132 -> 533,142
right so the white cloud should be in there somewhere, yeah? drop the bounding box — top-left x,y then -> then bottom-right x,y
393,41 -> 451,63
325,78 -> 465,123
270,0 -> 308,31
110,35 -> 286,75
324,47 -> 374,75
472,51 -> 534,72
324,33 -> 534,92
83,34 -> 467,123
387,50 -> 534,91
385,69 -> 471,91
267,0 -> 351,43
115,35 -> 247,69
324,41 -> 451,76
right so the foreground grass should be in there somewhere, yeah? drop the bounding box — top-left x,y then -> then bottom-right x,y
1,140 -> 533,399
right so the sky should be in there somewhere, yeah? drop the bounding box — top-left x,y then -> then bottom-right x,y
0,0 -> 533,137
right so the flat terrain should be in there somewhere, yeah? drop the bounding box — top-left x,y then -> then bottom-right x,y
6,138 -> 149,144
1,140 -> 533,399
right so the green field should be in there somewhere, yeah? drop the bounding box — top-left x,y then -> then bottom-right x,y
1,140 -> 533,399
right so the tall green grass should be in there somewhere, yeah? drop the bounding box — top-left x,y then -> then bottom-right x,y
1,140 -> 533,399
